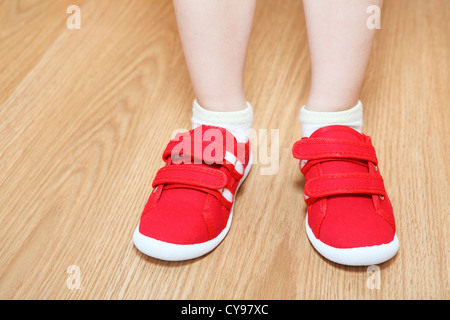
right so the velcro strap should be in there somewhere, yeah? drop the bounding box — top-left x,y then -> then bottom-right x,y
152,164 -> 227,189
305,173 -> 386,198
292,138 -> 378,164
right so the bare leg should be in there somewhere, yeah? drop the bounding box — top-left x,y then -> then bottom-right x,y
173,0 -> 256,112
303,0 -> 383,112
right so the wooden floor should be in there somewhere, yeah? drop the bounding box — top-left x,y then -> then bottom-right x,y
0,0 -> 448,300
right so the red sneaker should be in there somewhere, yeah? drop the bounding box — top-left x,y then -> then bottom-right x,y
292,125 -> 399,266
133,125 -> 252,261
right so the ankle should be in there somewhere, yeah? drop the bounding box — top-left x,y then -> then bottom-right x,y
305,95 -> 360,112
195,95 -> 247,112
191,99 -> 253,143
299,100 -> 363,137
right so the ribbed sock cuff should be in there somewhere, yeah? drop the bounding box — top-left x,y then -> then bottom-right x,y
191,99 -> 253,143
299,101 -> 363,137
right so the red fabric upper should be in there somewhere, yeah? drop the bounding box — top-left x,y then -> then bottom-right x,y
292,125 -> 396,249
139,125 -> 250,245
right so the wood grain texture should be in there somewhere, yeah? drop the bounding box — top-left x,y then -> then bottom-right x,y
0,0 -> 448,299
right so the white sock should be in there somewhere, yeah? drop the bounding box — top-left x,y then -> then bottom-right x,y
299,101 -> 364,138
191,99 -> 253,143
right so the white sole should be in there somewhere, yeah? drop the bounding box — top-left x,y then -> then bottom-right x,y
305,214 -> 399,266
133,153 -> 253,261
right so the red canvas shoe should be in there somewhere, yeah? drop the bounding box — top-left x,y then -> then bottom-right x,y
133,125 -> 252,261
292,125 -> 399,266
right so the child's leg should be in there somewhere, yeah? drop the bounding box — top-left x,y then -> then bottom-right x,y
173,0 -> 256,112
293,0 -> 398,266
303,0 -> 383,112
299,0 -> 383,137
133,1 -> 256,261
